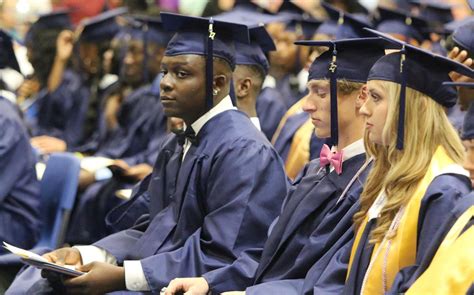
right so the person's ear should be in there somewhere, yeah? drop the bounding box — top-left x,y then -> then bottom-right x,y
213,74 -> 227,96
355,84 -> 368,108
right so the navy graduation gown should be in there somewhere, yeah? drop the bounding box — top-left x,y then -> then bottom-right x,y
203,154 -> 370,294
272,111 -> 323,165
343,173 -> 472,295
66,135 -> 166,245
82,84 -> 167,160
388,191 -> 474,294
0,97 -> 40,252
31,69 -> 90,149
256,87 -> 287,141
91,110 -> 288,293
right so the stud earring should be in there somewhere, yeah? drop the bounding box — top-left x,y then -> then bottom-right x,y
213,89 -> 219,96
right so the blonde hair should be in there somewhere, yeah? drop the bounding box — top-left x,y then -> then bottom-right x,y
354,81 -> 465,243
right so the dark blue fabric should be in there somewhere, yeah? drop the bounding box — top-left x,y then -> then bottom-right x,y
256,87 -> 287,141
203,154 -> 370,294
31,69 -> 91,149
343,173 -> 472,295
462,102 -> 474,140
0,98 -> 40,252
92,110 -> 288,293
273,111 -> 324,164
66,84 -> 168,244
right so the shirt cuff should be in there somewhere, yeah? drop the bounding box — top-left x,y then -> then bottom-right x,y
73,245 -> 117,265
124,260 -> 151,291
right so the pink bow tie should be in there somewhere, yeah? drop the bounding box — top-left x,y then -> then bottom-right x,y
319,144 -> 344,175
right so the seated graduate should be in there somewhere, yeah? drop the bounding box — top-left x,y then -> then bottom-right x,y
0,30 -> 40,289
212,2 -> 288,141
72,15 -> 171,190
342,30 -> 474,295
271,2 -> 374,180
447,18 -> 474,111
29,8 -> 129,154
23,10 -> 94,151
164,38 -> 387,295
6,12 -> 288,295
387,82 -> 474,294
232,25 -> 276,132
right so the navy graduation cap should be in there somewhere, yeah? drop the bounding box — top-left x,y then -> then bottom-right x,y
277,1 -> 308,18
316,19 -> 339,38
321,1 -> 373,39
452,19 -> 474,54
365,28 -> 474,149
160,12 -> 250,110
235,25 -> 275,75
442,82 -> 474,140
0,30 -> 20,73
78,7 -> 128,42
232,0 -> 274,15
409,0 -> 454,24
30,9 -> 72,30
286,17 -> 323,39
376,6 -> 429,43
294,37 -> 388,146
25,9 -> 72,44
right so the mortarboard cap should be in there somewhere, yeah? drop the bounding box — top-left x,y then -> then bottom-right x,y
376,6 -> 429,43
161,12 -> 250,110
212,9 -> 287,27
277,1 -> 308,17
126,15 -> 174,46
365,28 -> 474,149
285,17 -> 323,39
25,9 -> 72,44
321,2 -> 373,39
233,0 -> 274,15
452,19 -> 474,55
295,37 -> 388,145
235,25 -> 275,75
0,30 -> 20,73
409,0 -> 454,24
78,7 -> 128,42
316,20 -> 339,37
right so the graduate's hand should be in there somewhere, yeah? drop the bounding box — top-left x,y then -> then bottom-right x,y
16,79 -> 40,102
31,136 -> 67,153
448,47 -> 474,82
124,164 -> 153,181
79,170 -> 95,190
112,159 -> 130,171
63,262 -> 126,295
42,247 -> 83,267
221,292 -> 246,295
164,277 -> 209,295
56,30 -> 74,63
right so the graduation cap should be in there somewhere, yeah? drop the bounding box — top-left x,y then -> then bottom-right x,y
285,17 -> 323,39
232,0 -> 274,15
161,12 -> 250,110
235,25 -> 275,75
78,7 -> 128,42
277,1 -> 309,18
409,0 -> 454,25
376,6 -> 429,43
452,19 -> 474,54
321,2 -> 373,39
315,20 -> 339,37
212,8 -> 288,27
294,37 -> 388,146
25,9 -> 72,44
0,30 -> 20,73
365,28 -> 474,149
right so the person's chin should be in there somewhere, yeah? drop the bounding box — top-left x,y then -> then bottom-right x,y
314,127 -> 329,139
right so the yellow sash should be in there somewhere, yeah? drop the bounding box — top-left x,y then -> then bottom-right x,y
406,205 -> 474,295
271,98 -> 306,145
285,119 -> 314,180
347,146 -> 464,294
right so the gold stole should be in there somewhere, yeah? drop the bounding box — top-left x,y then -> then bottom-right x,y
347,146 -> 462,294
271,98 -> 306,145
406,205 -> 474,294
285,119 -> 314,180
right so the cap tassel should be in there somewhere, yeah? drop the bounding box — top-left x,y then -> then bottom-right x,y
397,45 -> 406,150
329,44 -> 339,147
205,18 -> 215,110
